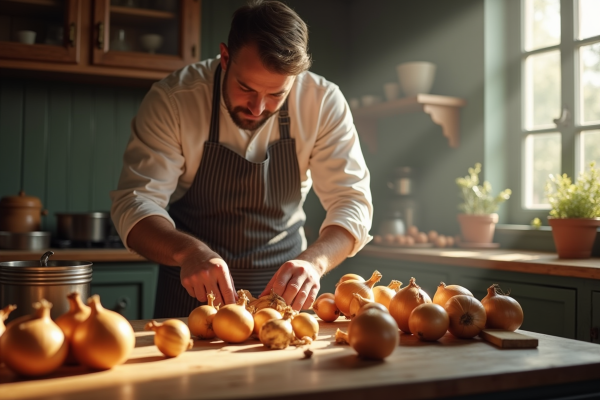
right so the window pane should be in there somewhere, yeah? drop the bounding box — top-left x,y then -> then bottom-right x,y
525,51 -> 561,130
581,130 -> 600,169
524,0 -> 560,51
525,133 -> 561,208
578,0 -> 600,40
580,43 -> 600,124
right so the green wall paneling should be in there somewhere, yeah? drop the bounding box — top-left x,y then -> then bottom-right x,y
90,263 -> 158,320
0,80 -> 24,194
592,291 -> 600,344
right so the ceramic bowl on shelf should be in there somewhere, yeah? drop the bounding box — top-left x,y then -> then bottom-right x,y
140,34 -> 164,54
361,95 -> 382,107
396,61 -> 436,97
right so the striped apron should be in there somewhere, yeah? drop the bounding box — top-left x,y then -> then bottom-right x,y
153,64 -> 304,318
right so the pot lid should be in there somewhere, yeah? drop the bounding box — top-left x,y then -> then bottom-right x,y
0,190 -> 43,209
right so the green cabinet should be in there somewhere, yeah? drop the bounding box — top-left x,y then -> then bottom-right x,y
91,263 -> 158,320
593,291 -> 600,344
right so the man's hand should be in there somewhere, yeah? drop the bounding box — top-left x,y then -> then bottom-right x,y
179,254 -> 237,307
260,260 -> 320,311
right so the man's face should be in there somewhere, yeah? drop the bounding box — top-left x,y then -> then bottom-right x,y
220,43 -> 296,131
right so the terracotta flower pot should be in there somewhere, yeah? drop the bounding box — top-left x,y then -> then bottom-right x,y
457,213 -> 499,243
548,217 -> 600,259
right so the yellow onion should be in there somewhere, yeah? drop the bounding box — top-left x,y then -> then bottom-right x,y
388,277 -> 432,334
213,293 -> 254,343
253,308 -> 282,336
373,280 -> 403,309
348,292 -> 374,318
335,270 -> 382,316
72,295 -> 135,370
445,295 -> 486,339
316,292 -> 335,302
145,319 -> 193,357
188,292 -> 218,339
347,308 -> 399,359
408,303 -> 449,341
481,284 -> 524,331
1,299 -> 67,376
312,297 -> 340,322
259,308 -> 296,349
56,292 -> 91,365
291,312 -> 319,340
355,301 -> 389,317
0,304 -> 16,365
432,282 -> 473,306
247,289 -> 287,315
336,273 -> 364,287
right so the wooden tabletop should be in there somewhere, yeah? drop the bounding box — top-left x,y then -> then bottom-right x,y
1,318 -> 600,400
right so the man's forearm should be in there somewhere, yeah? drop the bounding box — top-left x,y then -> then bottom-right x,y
295,225 -> 355,277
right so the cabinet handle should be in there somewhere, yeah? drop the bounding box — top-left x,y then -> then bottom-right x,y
191,44 -> 196,58
69,23 -> 76,47
113,297 -> 129,316
97,22 -> 104,50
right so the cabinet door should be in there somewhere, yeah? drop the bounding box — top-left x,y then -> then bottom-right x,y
592,291 -> 600,344
0,0 -> 81,63
92,0 -> 199,71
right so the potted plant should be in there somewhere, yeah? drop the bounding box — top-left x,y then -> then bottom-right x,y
456,163 -> 511,244
545,162 -> 600,259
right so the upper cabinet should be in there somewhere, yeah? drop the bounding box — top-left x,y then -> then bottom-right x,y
0,0 -> 201,85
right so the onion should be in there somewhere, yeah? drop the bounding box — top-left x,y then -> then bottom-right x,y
247,289 -> 287,315
291,313 -> 319,340
444,295 -> 486,339
188,292 -> 218,339
336,273 -> 364,287
349,292 -> 377,318
432,282 -> 473,306
373,280 -> 403,309
72,295 -> 135,370
312,297 -> 340,322
213,293 -> 254,343
253,308 -> 282,336
335,328 -> 349,344
145,319 -> 193,357
347,308 -> 399,359
481,284 -> 524,331
355,301 -> 389,317
388,277 -> 432,334
56,292 -> 91,365
0,299 -> 67,376
0,304 -> 15,365
408,303 -> 449,341
259,308 -> 296,349
335,270 -> 382,316
316,292 -> 335,302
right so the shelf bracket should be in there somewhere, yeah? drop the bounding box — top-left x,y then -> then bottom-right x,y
423,104 -> 460,148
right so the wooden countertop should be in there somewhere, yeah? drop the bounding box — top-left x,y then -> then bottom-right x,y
1,318 -> 599,400
0,248 -> 147,263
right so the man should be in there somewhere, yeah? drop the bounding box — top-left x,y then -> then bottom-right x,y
110,0 -> 372,318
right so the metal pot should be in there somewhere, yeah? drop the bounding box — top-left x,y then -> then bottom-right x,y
0,191 -> 48,233
0,231 -> 51,250
0,251 -> 92,322
55,212 -> 110,242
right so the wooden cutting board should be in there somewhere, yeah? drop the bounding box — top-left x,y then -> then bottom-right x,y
480,329 -> 539,348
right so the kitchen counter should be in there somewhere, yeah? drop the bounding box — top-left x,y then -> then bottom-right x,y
1,318 -> 599,400
0,248 -> 147,263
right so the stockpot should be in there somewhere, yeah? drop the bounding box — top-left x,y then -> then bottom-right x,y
0,251 -> 92,322
55,212 -> 111,242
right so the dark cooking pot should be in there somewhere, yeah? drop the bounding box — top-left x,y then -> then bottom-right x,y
55,212 -> 111,242
0,191 -> 48,233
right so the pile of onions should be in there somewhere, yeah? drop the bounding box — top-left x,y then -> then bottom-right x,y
212,292 -> 254,343
253,308 -> 282,336
408,303 -> 449,341
188,292 -> 218,339
355,301 -> 388,317
388,277 -> 432,334
432,282 -> 473,306
0,304 -> 15,364
56,292 -> 91,365
145,319 -> 193,357
348,292 -> 377,318
481,284 -> 524,331
339,308 -> 399,360
259,308 -> 296,349
247,289 -> 287,315
335,270 -> 382,317
291,313 -> 319,340
373,280 -> 403,309
1,299 -> 68,376
312,296 -> 340,322
444,295 -> 486,339
336,273 -> 364,287
72,295 -> 135,370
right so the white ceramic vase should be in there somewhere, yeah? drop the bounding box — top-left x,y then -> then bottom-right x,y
396,61 -> 437,97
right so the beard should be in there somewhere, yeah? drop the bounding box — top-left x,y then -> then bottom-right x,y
222,65 -> 279,132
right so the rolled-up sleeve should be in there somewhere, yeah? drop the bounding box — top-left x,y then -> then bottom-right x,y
110,82 -> 184,251
309,86 -> 373,256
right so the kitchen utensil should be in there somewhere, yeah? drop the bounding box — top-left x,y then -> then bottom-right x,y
396,61 -> 436,97
0,231 -> 51,250
140,33 -> 164,54
110,29 -> 130,52
378,211 -> 405,236
16,30 -> 36,44
480,329 -> 538,349
0,191 -> 48,233
0,251 -> 93,322
55,212 -> 111,242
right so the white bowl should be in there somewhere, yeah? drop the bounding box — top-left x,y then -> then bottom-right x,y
361,95 -> 382,107
396,61 -> 436,97
16,30 -> 36,45
140,34 -> 163,54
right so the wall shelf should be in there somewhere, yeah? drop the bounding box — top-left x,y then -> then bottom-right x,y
353,94 -> 467,153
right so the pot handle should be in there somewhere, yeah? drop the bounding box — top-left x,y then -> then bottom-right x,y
40,251 -> 54,267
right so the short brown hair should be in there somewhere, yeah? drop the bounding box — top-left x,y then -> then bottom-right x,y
228,0 -> 312,75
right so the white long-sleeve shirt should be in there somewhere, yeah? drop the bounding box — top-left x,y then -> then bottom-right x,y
110,57 -> 373,257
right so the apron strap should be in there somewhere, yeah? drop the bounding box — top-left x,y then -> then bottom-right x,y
208,63 -> 222,143
278,100 -> 291,139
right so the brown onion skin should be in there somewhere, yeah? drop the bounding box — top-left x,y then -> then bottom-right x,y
336,274 -> 364,287
408,303 -> 449,341
335,271 -> 382,316
188,294 -> 218,340
388,277 -> 432,334
312,297 -> 340,322
444,295 -> 486,339
291,313 -> 319,340
316,293 -> 335,302
481,285 -> 524,331
213,304 -> 254,343
56,292 -> 91,365
373,280 -> 402,309
432,282 -> 473,307
355,302 -> 389,317
253,308 -> 282,336
145,319 -> 193,358
348,309 -> 399,360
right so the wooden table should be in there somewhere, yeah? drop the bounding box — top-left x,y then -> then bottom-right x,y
1,318 -> 600,400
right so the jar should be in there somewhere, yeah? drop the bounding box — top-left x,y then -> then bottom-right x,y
0,191 -> 47,233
